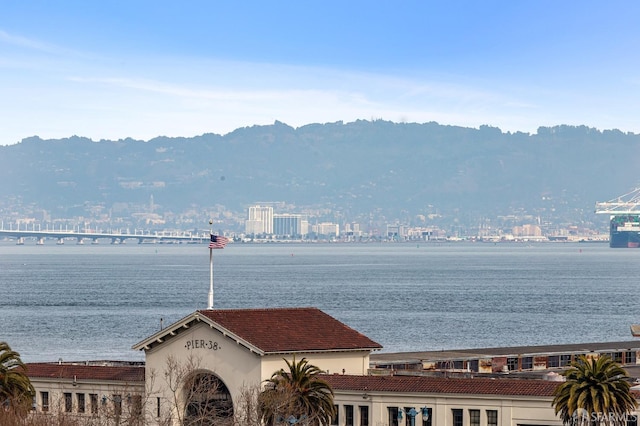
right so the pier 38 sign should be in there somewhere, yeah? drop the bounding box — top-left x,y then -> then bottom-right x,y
185,339 -> 222,351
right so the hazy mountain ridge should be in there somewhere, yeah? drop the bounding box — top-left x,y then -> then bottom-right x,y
1,120 -> 638,226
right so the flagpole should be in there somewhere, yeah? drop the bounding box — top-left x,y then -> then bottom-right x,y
208,220 -> 214,309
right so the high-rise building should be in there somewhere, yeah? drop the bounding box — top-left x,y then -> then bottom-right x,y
273,214 -> 307,237
245,205 -> 273,235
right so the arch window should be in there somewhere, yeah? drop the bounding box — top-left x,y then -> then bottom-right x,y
184,373 -> 234,425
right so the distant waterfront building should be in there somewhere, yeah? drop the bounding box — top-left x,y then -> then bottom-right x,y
342,222 -> 363,240
311,222 -> 339,237
512,224 -> 543,238
407,227 -> 436,240
386,224 -> 407,239
273,213 -> 307,237
245,205 -> 273,235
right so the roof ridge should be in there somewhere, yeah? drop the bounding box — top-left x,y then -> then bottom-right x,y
198,306 -> 319,312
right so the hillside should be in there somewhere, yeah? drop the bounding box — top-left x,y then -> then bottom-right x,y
0,120 -> 637,229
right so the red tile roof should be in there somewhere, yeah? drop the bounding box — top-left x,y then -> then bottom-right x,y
25,363 -> 145,383
321,374 -> 561,397
198,307 -> 383,353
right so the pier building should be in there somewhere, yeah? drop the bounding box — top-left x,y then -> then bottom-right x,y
370,340 -> 640,377
25,308 -> 640,425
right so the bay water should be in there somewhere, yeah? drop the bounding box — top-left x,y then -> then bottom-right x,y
1,241 -> 639,363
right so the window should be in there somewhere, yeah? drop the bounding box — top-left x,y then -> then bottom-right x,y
331,405 -> 339,425
131,395 -> 143,418
507,357 -> 518,371
345,405 -> 354,426
560,354 -> 572,366
487,409 -> 498,426
469,359 -> 479,372
547,355 -> 559,368
422,408 -> 432,426
469,409 -> 480,426
404,407 -> 413,426
113,394 -> 122,417
90,394 -> 98,414
452,409 -> 463,426
521,356 -> 533,370
156,397 -> 161,418
41,391 -> 49,412
64,392 -> 73,412
77,393 -> 85,414
388,407 -> 399,426
626,351 -> 637,365
359,406 -> 369,426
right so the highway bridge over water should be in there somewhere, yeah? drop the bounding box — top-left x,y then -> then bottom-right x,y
0,229 -> 207,245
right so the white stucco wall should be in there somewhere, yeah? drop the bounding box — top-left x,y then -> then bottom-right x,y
260,350 -> 372,382
143,321 -> 264,424
29,377 -> 145,421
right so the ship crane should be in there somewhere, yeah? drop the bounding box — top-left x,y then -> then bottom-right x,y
595,187 -> 640,215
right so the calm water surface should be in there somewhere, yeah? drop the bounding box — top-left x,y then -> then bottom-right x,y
1,241 -> 639,362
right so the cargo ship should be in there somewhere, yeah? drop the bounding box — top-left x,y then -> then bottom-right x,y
609,215 -> 640,248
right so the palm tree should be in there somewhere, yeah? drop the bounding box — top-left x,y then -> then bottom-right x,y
259,357 -> 336,425
0,341 -> 35,415
552,354 -> 637,425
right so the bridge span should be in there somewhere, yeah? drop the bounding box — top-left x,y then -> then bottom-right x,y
0,229 -> 207,245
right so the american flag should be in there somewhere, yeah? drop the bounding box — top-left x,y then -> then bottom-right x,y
209,234 -> 229,249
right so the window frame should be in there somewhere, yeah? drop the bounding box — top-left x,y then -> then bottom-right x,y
626,351 -> 637,365
113,394 -> 122,417
64,392 -> 73,413
487,409 -> 498,426
423,407 -> 432,426
77,393 -> 85,414
40,391 -> 49,412
469,409 -> 480,426
345,404 -> 354,426
359,405 -> 369,426
388,407 -> 400,426
560,354 -> 572,366
452,408 -> 463,426
331,404 -> 339,425
90,393 -> 98,414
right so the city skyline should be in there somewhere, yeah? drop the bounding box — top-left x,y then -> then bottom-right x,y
0,199 -> 606,242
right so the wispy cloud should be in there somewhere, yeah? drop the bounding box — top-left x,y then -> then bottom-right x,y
0,29 -> 69,55
1,29 -> 633,145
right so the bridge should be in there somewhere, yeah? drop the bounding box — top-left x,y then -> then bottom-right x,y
0,229 -> 208,245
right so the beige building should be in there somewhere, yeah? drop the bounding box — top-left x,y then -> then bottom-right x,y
26,361 -> 145,423
245,205 -> 274,235
312,222 -> 340,237
25,307 -> 639,426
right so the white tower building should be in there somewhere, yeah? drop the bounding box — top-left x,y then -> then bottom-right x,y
245,205 -> 274,235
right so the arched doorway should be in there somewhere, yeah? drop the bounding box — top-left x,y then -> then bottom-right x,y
184,372 -> 234,425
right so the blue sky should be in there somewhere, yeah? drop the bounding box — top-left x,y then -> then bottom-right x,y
1,1 -> 639,145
